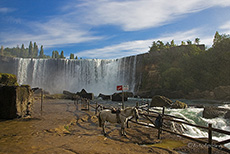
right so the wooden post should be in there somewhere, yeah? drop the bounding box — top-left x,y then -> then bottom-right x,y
157,107 -> 165,139
95,102 -> 98,115
87,100 -> 90,111
122,90 -> 124,109
41,90 -> 43,115
136,102 -> 139,108
147,102 -> 150,114
208,123 -> 212,154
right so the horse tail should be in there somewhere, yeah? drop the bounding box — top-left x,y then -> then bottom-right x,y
98,112 -> 102,127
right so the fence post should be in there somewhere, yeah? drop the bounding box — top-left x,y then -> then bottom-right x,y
41,89 -> 43,115
95,102 -> 98,115
87,100 -> 90,111
157,107 -> 165,139
208,123 -> 212,154
136,102 -> 139,108
122,90 -> 125,109
147,102 -> 150,114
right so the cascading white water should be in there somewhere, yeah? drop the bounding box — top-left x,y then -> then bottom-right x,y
16,56 -> 137,95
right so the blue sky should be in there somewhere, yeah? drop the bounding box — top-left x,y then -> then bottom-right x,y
1,0 -> 230,59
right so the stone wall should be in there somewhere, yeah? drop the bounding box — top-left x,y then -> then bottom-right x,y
0,85 -> 33,119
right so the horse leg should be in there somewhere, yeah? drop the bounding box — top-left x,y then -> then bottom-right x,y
102,123 -> 107,136
121,123 -> 126,136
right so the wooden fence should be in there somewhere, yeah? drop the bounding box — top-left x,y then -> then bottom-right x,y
77,99 -> 230,154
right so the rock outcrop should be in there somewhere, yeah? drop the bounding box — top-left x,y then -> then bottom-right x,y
0,73 -> 18,86
111,92 -> 133,101
203,106 -> 230,119
76,89 -> 94,100
171,100 -> 187,109
112,93 -> 128,101
0,73 -> 33,119
0,85 -> 33,119
98,93 -> 111,100
150,95 -> 172,107
63,90 -> 78,99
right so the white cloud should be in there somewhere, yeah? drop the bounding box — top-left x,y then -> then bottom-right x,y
76,39 -> 153,59
0,16 -> 103,48
219,21 -> 230,34
74,0 -> 230,31
76,28 -> 214,59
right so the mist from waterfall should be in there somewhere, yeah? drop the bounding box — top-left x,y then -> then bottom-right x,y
16,56 -> 137,95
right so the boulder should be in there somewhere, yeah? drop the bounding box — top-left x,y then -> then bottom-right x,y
150,95 -> 172,107
225,111 -> 230,119
63,90 -> 77,99
0,73 -> 18,86
111,92 -> 133,101
33,88 -> 50,95
77,89 -> 87,95
98,93 -> 111,100
203,106 -> 230,119
76,89 -> 94,100
0,85 -> 33,119
112,93 -> 127,101
171,100 -> 187,109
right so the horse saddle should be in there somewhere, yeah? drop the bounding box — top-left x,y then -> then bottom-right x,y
111,108 -> 121,114
111,108 -> 121,123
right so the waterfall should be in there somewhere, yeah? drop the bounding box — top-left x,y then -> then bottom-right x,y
15,56 -> 137,95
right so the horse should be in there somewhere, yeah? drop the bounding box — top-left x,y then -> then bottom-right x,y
98,107 -> 139,136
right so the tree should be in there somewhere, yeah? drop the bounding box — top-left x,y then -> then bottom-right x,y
29,41 -> 33,58
21,44 -> 25,50
33,42 -> 38,57
52,51 -> 55,58
170,40 -> 176,47
195,38 -> 200,45
39,45 -> 44,58
54,51 -> 59,58
157,40 -> 164,49
149,41 -> 158,52
187,40 -> 192,45
75,56 -> 78,59
70,53 -> 74,59
60,51 -> 65,59
1,46 -> 3,56
213,31 -> 221,47
181,41 -> 185,45
21,44 -> 29,58
165,42 -> 170,48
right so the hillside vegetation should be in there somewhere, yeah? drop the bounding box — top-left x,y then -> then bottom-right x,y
138,32 -> 230,98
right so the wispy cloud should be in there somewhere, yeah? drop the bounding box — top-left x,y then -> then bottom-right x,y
76,39 -> 153,59
76,28 -> 214,59
74,0 -> 230,31
0,7 -> 15,14
0,15 -> 103,48
219,21 -> 230,34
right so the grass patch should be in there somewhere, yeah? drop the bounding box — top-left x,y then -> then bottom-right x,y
152,139 -> 186,149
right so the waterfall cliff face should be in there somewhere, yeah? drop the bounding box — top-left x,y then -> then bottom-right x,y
11,56 -> 137,95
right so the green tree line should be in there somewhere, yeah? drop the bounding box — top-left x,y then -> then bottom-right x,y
144,31 -> 230,94
0,41 -> 78,59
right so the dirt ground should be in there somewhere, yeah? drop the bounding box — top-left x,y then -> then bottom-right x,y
0,99 -> 228,154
